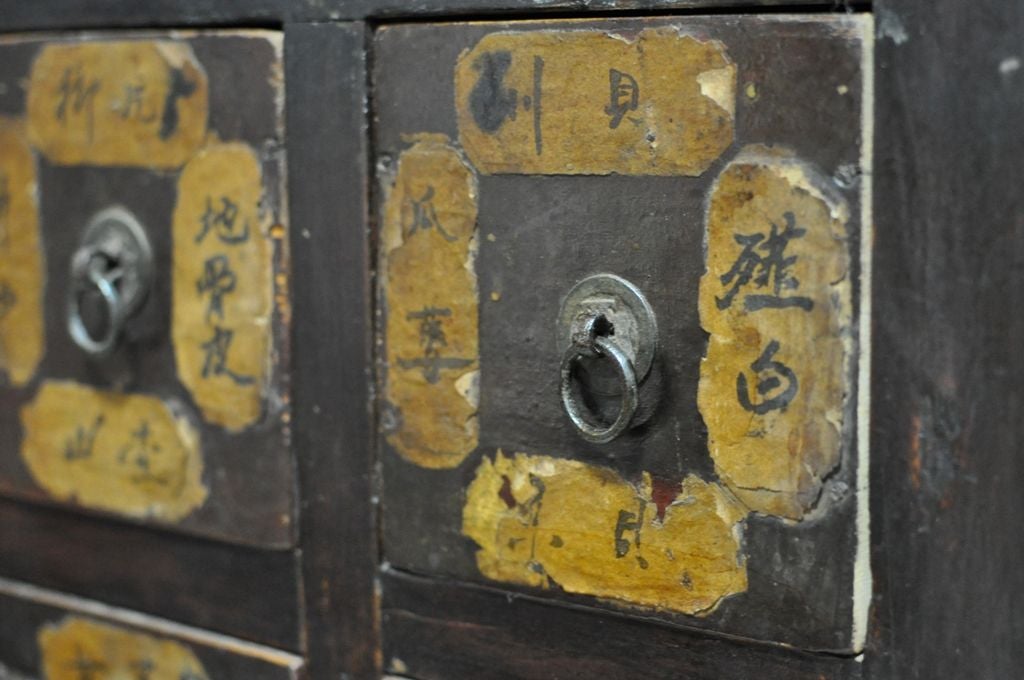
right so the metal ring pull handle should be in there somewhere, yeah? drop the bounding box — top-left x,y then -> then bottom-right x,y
560,331 -> 639,444
67,206 -> 153,357
556,274 -> 658,445
68,251 -> 128,356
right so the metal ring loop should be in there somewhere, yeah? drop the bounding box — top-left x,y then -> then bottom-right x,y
67,264 -> 126,356
560,335 -> 639,444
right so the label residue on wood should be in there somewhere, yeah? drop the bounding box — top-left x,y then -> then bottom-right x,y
699,146 -> 853,520
382,135 -> 480,469
172,143 -> 275,431
39,616 -> 209,680
20,381 -> 207,521
0,118 -> 44,387
455,27 -> 735,176
463,450 -> 747,615
27,40 -> 208,168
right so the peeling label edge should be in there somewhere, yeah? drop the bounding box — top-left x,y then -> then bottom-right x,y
852,12 -> 875,657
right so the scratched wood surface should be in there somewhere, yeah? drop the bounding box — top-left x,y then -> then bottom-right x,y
0,583 -> 304,679
375,15 -> 868,653
0,33 -> 294,548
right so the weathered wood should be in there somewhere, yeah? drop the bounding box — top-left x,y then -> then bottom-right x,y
864,1 -> 1024,677
286,22 -> 380,680
0,498 -> 303,651
381,568 -> 861,680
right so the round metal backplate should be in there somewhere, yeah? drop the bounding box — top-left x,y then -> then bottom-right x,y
557,273 -> 658,381
76,206 -> 153,317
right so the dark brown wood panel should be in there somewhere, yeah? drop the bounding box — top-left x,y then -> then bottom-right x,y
0,499 -> 303,651
286,21 -> 380,680
864,1 -> 1024,678
381,568 -> 861,680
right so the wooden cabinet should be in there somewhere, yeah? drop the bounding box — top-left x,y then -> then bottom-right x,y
0,3 -> 1021,680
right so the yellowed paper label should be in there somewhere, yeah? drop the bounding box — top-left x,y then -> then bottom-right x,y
27,40 -> 208,168
172,143 -> 274,431
383,136 -> 479,469
456,27 -> 735,176
463,451 -> 747,615
0,118 -> 44,386
39,617 -> 209,680
20,381 -> 207,521
699,146 -> 852,520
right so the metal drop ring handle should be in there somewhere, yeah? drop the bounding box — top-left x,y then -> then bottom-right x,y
68,254 -> 127,357
560,334 -> 639,444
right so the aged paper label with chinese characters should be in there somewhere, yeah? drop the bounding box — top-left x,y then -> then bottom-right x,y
382,135 -> 480,469
27,41 -> 208,168
172,143 -> 275,431
20,381 -> 207,521
455,27 -> 735,176
699,146 -> 853,520
463,451 -> 747,615
0,118 -> 44,387
39,617 -> 210,680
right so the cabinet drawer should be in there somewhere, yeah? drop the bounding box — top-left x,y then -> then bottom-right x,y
0,31 -> 293,548
375,14 -> 872,656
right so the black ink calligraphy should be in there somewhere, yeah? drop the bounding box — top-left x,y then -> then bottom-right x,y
200,325 -> 254,386
0,281 -> 15,321
159,67 -> 198,140
68,644 -> 107,680
64,415 -> 104,461
736,339 -> 799,415
604,68 -> 639,129
196,255 -> 237,321
396,307 -> 472,383
468,50 -> 544,155
716,212 -> 814,312
116,81 -> 157,122
614,500 -> 649,569
405,186 -> 456,242
55,64 -> 100,143
196,196 -> 249,245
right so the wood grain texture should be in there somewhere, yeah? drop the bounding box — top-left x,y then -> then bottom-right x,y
865,0 -> 1024,677
286,22 -> 380,680
0,0 -> 834,31
381,568 -> 861,680
0,498 -> 302,651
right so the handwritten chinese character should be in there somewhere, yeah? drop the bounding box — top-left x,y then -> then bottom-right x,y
55,64 -> 101,143
200,325 -> 254,386
0,172 -> 9,248
736,339 -> 798,415
196,255 -> 237,321
116,81 -> 156,122
117,420 -> 170,486
604,68 -> 639,129
131,658 -> 156,680
67,645 -> 106,680
0,281 -> 15,321
716,211 -> 814,312
196,196 -> 249,245
64,415 -> 104,461
614,499 -> 649,569
396,307 -> 473,383
405,186 -> 457,242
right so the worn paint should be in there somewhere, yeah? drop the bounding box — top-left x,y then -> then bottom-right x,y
455,27 -> 735,176
20,381 -> 207,521
172,143 -> 274,431
39,617 -> 209,680
383,136 -> 479,469
27,40 -> 208,168
699,146 -> 852,520
0,118 -> 44,387
463,451 -> 747,615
